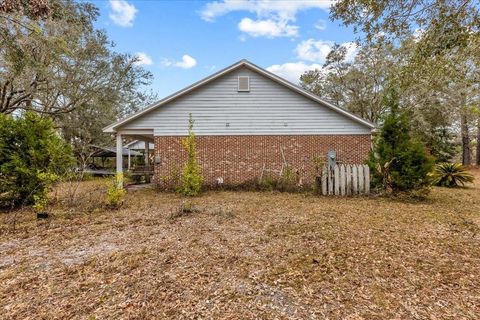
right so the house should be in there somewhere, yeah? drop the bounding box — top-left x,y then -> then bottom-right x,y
104,59 -> 375,187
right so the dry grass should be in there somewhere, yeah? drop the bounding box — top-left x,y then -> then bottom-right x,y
1,170 -> 480,319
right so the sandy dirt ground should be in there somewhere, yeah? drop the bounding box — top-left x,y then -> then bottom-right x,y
1,169 -> 479,319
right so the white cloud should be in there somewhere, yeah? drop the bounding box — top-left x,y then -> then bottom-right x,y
295,39 -> 359,64
267,62 -> 323,83
109,0 -> 137,27
200,0 -> 332,22
201,0 -> 248,21
238,18 -> 298,38
267,39 -> 359,84
314,19 -> 327,31
296,39 -> 333,63
134,52 -> 153,66
200,0 -> 333,38
161,55 -> 197,69
175,55 -> 197,69
342,41 -> 359,62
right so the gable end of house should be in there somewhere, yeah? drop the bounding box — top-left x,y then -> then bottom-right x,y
103,59 -> 375,135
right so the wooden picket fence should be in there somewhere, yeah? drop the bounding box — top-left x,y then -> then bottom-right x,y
319,164 -> 370,196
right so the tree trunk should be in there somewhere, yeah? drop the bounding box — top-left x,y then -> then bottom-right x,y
476,117 -> 480,166
461,114 -> 471,165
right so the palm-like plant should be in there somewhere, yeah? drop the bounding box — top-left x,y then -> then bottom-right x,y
431,163 -> 474,188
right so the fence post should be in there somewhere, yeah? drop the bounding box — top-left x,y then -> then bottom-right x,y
321,166 -> 327,195
334,165 -> 340,195
352,165 -> 358,195
340,165 -> 346,196
358,165 -> 364,193
364,165 -> 370,194
345,164 -> 352,196
328,167 -> 333,195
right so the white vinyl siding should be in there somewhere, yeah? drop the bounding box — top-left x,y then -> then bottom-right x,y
120,66 -> 371,136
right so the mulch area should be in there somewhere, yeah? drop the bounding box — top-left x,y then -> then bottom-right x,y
1,169 -> 480,319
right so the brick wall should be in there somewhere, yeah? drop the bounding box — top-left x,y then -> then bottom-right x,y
154,135 -> 371,188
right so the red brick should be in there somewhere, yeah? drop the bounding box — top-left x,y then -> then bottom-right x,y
154,135 -> 371,188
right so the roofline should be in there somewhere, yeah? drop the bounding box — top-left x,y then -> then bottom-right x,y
124,140 -> 154,148
90,144 -> 143,156
103,60 -> 250,133
243,60 -> 375,129
124,140 -> 139,148
103,59 -> 375,133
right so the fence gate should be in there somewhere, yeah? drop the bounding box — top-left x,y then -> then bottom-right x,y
320,164 -> 370,196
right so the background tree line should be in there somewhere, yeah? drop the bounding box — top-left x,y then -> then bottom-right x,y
0,0 -> 155,166
301,0 -> 480,165
0,0 -> 155,207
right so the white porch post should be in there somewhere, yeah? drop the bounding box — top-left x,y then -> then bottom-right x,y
128,149 -> 131,170
116,133 -> 123,178
144,140 -> 150,183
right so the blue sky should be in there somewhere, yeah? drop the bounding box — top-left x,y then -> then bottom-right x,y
90,0 -> 358,97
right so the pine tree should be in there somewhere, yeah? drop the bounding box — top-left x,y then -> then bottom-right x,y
368,90 -> 434,192
0,112 -> 74,208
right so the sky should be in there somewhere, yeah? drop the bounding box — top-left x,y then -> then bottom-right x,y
90,0 -> 358,98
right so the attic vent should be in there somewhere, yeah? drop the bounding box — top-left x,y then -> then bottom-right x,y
238,76 -> 250,92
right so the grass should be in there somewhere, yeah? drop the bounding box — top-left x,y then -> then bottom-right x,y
1,169 -> 480,319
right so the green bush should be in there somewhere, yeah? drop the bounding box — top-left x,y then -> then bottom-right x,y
105,174 -> 126,209
258,174 -> 278,191
278,166 -> 298,192
33,193 -> 49,213
258,166 -> 299,192
431,163 -> 474,187
367,90 -> 433,193
0,112 -> 75,208
178,114 -> 203,197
